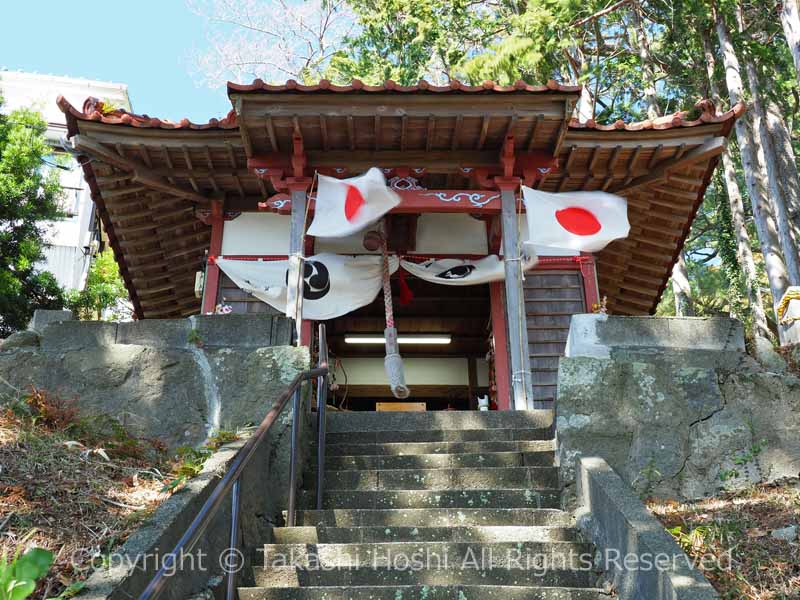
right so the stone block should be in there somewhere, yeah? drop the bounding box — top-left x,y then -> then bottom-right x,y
189,314 -> 288,348
39,320 -> 118,351
599,315 -> 745,352
116,319 -> 191,348
557,335 -> 800,500
565,313 -> 611,358
207,345 -> 310,428
27,309 -> 73,332
752,335 -> 788,373
566,314 -> 745,358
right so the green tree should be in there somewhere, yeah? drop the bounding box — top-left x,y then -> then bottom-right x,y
67,251 -> 129,320
0,101 -> 64,337
329,0 -> 499,85
461,0 -> 583,87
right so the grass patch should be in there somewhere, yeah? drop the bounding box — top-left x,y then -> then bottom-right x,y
0,387 -> 239,599
648,481 -> 800,599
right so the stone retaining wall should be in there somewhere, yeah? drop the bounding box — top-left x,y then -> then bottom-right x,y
576,457 -> 719,599
0,314 -> 306,449
558,315 -> 800,501
1,313 -> 315,599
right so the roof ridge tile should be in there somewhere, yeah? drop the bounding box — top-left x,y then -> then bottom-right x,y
57,95 -> 238,132
568,99 -> 745,131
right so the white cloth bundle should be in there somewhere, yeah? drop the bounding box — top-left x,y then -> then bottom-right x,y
216,253 -> 399,320
400,254 -> 537,286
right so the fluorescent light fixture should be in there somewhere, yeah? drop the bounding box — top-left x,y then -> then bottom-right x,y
345,334 -> 452,345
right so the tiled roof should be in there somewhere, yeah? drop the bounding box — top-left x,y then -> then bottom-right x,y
59,82 -> 745,139
227,78 -> 582,94
56,96 -> 238,133
568,99 -> 746,131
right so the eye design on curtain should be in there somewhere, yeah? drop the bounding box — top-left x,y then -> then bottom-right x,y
435,265 -> 476,280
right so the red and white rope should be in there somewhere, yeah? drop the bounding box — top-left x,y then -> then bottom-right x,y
382,236 -> 395,329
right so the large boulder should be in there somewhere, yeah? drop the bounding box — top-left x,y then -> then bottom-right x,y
0,330 -> 40,350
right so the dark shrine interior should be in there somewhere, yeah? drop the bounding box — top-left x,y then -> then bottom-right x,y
324,272 -> 493,412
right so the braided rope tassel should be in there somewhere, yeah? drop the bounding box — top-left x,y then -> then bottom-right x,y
382,232 -> 410,399
382,240 -> 395,329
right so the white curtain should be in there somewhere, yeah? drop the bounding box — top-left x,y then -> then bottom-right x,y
216,253 -> 399,319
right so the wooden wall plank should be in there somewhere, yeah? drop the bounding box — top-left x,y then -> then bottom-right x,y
525,270 -> 586,407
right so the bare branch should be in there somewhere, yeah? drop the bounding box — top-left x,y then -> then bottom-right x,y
572,0 -> 634,27
188,0 -> 355,87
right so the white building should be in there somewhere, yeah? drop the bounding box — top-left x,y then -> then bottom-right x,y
0,71 -> 132,291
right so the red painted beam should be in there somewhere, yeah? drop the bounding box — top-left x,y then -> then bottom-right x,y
259,189 -> 506,215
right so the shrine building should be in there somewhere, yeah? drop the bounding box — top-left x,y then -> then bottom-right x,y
57,79 -> 741,411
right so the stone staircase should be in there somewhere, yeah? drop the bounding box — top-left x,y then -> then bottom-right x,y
239,411 -> 609,599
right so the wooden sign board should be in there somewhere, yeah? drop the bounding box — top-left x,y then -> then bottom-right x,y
376,402 -> 426,412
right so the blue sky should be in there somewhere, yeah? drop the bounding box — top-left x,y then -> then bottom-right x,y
0,2 -> 231,122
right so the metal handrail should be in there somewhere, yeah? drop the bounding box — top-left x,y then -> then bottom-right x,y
138,325 -> 329,600
315,324 -> 329,510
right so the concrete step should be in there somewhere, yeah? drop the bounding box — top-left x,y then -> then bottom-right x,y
325,427 -> 552,445
239,585 -> 609,600
299,489 -> 561,510
317,467 -> 559,491
270,525 -> 580,544
324,439 -> 556,456
325,450 -> 555,470
287,508 -> 574,528
250,565 -> 596,588
255,541 -> 593,568
326,410 -> 553,433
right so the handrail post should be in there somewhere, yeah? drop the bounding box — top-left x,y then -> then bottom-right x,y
225,479 -> 241,600
286,386 -> 302,527
316,324 -> 329,511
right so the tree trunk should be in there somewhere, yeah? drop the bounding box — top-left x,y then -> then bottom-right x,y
737,3 -> 800,285
631,0 -> 696,316
568,45 -> 595,123
671,253 -> 695,316
702,25 -> 770,338
781,0 -> 800,86
764,93 -> 800,242
713,1 -> 791,343
630,0 -> 660,120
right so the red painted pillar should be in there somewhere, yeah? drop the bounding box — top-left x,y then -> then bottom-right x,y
201,199 -> 224,315
579,253 -> 600,310
490,281 -> 511,410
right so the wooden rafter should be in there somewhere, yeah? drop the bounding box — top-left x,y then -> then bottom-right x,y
265,116 -> 279,152
477,116 -> 490,150
611,137 -> 726,195
72,136 -> 210,205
